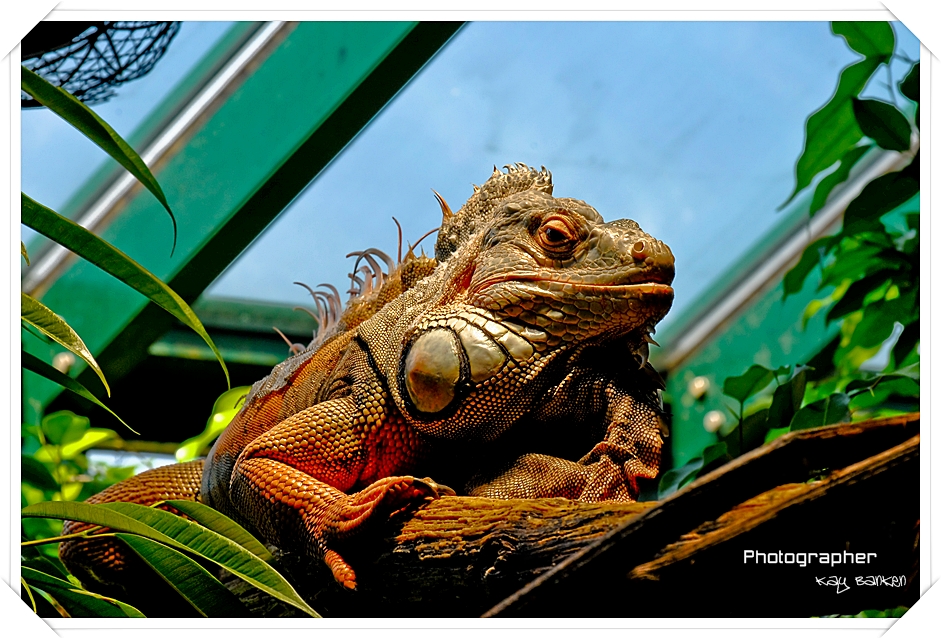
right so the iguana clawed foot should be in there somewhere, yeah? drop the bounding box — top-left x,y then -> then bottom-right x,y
318,475 -> 454,589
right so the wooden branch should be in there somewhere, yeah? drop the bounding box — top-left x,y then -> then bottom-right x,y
232,497 -> 655,617
487,413 -> 919,616
224,413 -> 920,618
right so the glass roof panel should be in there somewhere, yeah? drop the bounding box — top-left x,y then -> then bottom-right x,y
21,22 -> 236,217
204,21 -> 918,333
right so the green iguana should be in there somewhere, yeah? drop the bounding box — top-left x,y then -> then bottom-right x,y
59,163 -> 675,593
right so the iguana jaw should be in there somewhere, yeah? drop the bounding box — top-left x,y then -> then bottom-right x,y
469,275 -> 674,298
467,275 -> 674,348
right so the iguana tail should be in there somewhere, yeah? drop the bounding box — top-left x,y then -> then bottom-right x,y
57,460 -> 204,611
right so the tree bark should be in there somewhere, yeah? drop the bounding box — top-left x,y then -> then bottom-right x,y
226,413 -> 920,618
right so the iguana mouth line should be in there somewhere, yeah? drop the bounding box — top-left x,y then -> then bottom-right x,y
471,274 -> 674,297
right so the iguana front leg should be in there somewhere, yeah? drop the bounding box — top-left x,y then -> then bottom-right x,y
468,378 -> 666,502
229,396 -> 450,589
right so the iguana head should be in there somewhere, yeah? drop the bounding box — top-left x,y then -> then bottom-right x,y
465,189 -> 674,351
387,165 -> 674,438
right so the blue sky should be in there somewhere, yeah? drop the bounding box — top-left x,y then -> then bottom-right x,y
22,21 -> 920,332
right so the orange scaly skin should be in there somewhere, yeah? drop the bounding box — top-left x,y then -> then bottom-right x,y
59,164 -> 675,593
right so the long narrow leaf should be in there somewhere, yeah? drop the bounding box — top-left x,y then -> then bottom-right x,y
163,500 -> 272,561
21,351 -> 134,433
22,241 -> 30,265
23,501 -> 318,617
22,194 -> 230,387
21,65 -> 177,253
22,566 -> 144,618
22,501 -> 178,543
115,533 -> 250,617
21,292 -> 110,395
100,503 -> 317,617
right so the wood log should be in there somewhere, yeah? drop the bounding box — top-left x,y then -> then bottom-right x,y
224,413 -> 919,618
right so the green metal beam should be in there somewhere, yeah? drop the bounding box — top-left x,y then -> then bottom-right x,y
24,21 -> 464,417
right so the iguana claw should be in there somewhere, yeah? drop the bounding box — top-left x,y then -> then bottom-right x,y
320,474 -> 452,589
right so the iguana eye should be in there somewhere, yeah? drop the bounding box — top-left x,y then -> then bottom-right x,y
537,216 -> 578,252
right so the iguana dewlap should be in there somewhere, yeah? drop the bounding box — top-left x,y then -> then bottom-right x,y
59,164 -> 674,592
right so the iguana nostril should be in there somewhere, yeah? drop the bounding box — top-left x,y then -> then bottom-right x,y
631,240 -> 647,261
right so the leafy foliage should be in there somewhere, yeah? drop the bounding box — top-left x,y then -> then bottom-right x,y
780,22 -> 894,207
21,292 -> 110,395
22,194 -> 231,390
21,411 -> 136,572
21,353 -> 132,431
21,66 -> 229,427
20,412 -> 316,617
21,65 -> 177,251
175,386 -> 251,462
22,500 -> 319,617
661,21 -> 919,499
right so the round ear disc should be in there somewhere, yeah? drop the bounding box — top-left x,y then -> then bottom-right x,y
404,329 -> 462,414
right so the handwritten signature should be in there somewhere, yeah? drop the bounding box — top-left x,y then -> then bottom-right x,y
815,575 -> 907,594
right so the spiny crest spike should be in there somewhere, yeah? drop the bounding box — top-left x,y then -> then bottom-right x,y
432,189 -> 453,221
392,216 -> 403,264
272,326 -> 293,348
410,226 -> 439,254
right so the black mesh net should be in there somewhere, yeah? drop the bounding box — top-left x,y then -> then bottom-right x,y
22,21 -> 181,108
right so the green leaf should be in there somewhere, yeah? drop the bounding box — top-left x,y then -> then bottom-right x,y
699,441 -> 732,474
163,500 -> 272,562
764,426 -> 791,445
22,566 -> 144,618
41,410 -> 90,446
176,386 -> 250,462
899,62 -> 919,103
848,292 -> 916,350
825,270 -> 894,323
22,241 -> 30,265
22,352 -> 134,433
790,393 -> 851,430
21,292 -> 110,396
809,145 -> 871,217
765,369 -> 808,430
22,455 -> 59,491
852,98 -> 912,152
720,407 -> 772,457
722,365 -> 774,403
21,194 -> 230,388
175,409 -> 238,462
22,501 -> 317,617
782,57 -> 882,206
900,62 -> 919,128
892,319 -> 919,365
849,377 -> 919,411
831,22 -> 894,60
115,533 -> 250,617
61,428 -> 119,460
805,336 -> 840,382
21,578 -> 63,618
20,65 -> 177,253
842,153 -> 919,237
658,457 -> 703,499
846,364 -> 920,398
818,244 -> 884,288
103,503 -> 317,617
783,237 -> 831,299
209,386 -> 252,413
